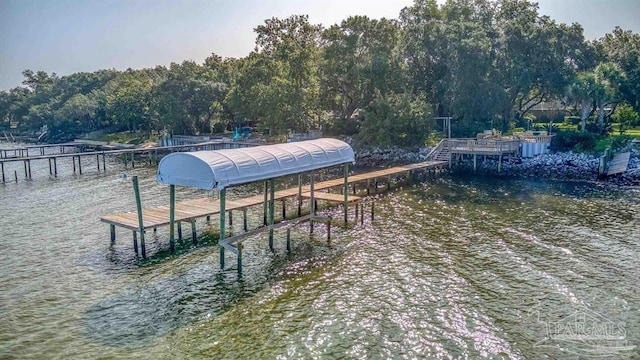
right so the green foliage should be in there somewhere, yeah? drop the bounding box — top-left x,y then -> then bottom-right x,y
358,91 -> 431,147
550,130 -> 599,153
613,103 -> 640,134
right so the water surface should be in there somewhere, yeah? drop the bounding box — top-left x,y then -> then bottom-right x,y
1,149 -> 639,358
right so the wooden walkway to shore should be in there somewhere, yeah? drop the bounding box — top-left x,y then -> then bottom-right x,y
100,160 -> 446,232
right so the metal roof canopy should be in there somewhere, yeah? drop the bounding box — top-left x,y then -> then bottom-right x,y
156,138 -> 355,190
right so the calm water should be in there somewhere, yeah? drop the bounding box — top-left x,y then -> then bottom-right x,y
1,145 -> 639,359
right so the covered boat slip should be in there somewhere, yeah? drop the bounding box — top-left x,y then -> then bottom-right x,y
100,138 -> 446,274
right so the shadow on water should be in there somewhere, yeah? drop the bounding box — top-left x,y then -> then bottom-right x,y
81,227 -> 343,348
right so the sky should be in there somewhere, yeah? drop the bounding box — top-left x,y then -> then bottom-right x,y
1,0 -> 639,91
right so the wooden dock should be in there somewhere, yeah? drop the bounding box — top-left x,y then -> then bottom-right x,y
0,140 -> 257,183
606,152 -> 631,176
101,160 -> 446,232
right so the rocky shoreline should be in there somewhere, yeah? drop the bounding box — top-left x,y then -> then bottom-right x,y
354,146 -> 640,186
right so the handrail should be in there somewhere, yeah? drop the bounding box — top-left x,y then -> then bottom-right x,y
425,139 -> 447,160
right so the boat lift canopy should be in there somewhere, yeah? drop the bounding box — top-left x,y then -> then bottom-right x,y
157,138 -> 354,190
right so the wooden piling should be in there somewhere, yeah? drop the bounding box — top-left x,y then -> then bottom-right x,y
1,162 -> 4,183
102,154 -> 106,172
286,228 -> 291,253
237,242 -> 243,277
53,158 -> 57,176
49,158 -> 52,175
310,171 -> 315,234
169,184 -> 175,252
191,219 -> 197,245
243,209 -> 248,232
343,163 -> 349,223
132,231 -> 139,256
268,178 -> 275,251
297,174 -> 302,216
132,176 -> 146,258
371,201 -> 375,221
229,210 -> 233,226
219,188 -> 226,269
78,156 -> 82,174
360,203 -> 364,225
72,157 -> 76,173
96,154 -> 100,171
263,181 -> 268,226
281,199 -> 286,219
178,221 -> 182,241
110,224 -> 116,245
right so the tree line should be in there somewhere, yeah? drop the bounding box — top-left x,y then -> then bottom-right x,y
1,0 -> 639,146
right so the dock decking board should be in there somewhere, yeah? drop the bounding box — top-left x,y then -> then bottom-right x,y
607,152 -> 631,176
101,160 -> 445,231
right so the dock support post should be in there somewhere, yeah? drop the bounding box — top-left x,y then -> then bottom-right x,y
297,174 -> 302,216
366,179 -> 370,195
131,152 -> 135,168
169,184 -> 175,252
219,188 -> 226,269
177,222 -> 183,241
191,219 -> 197,245
1,162 -> 4,183
14,171 -> 17,183
132,176 -> 146,258
268,178 -> 275,251
229,210 -> 233,226
27,160 -> 31,179
310,171 -> 315,234
23,160 -> 27,179
327,217 -> 331,243
281,199 -> 286,220
263,181 -> 268,226
102,154 -> 106,172
387,175 -> 391,190
286,228 -> 291,253
360,203 -> 364,225
49,158 -> 52,175
73,157 -> 76,173
371,201 -> 375,221
132,231 -> 139,256
110,224 -> 116,245
355,201 -> 359,219
237,243 -> 243,277
243,209 -> 248,232
473,154 -> 477,171
343,163 -> 349,223
97,154 -> 100,171
206,215 -> 210,223
78,156 -> 82,174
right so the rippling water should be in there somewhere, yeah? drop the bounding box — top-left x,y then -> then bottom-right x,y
1,145 -> 639,359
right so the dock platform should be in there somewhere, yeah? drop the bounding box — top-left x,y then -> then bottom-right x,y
100,160 -> 445,232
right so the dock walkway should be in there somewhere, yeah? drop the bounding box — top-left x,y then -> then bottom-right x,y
100,160 -> 445,231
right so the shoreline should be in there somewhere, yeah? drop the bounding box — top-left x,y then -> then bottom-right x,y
354,146 -> 640,187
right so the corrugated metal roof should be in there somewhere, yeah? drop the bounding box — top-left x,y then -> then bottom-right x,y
156,138 -> 354,190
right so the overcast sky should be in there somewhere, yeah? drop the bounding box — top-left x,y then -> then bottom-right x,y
1,0 -> 639,90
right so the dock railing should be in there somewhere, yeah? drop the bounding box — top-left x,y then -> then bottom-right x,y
448,138 -> 520,154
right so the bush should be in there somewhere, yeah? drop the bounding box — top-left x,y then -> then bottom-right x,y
564,116 -> 581,125
550,130 -> 599,153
